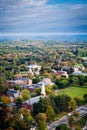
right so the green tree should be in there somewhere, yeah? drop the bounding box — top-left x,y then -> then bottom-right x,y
33,98 -> 50,116
68,99 -> 76,112
36,120 -> 47,130
74,97 -> 83,106
0,77 -> 7,95
68,116 -> 74,127
78,75 -> 85,85
52,84 -> 58,90
21,90 -> 30,101
14,84 -> 21,90
15,97 -> 22,108
20,108 -> 34,125
56,124 -> 71,130
55,78 -> 60,88
55,78 -> 69,89
4,114 -> 30,130
54,95 -> 71,112
60,79 -> 69,88
33,77 -> 40,84
35,87 -> 41,96
71,76 -> 80,85
46,105 -> 55,121
45,87 -> 53,95
83,94 -> 87,103
75,128 -> 81,130
84,75 -> 87,82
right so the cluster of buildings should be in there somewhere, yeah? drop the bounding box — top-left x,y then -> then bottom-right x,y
52,63 -> 87,77
7,64 -> 54,109
7,61 -> 87,110
7,77 -> 47,109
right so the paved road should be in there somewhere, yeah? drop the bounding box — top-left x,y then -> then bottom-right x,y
48,105 -> 87,130
47,115 -> 68,130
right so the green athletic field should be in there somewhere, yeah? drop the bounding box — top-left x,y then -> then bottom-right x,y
57,87 -> 87,99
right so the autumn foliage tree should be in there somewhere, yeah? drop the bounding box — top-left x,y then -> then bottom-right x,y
1,95 -> 11,104
35,113 -> 47,122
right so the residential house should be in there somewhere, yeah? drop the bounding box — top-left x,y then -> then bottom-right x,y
57,70 -> 68,78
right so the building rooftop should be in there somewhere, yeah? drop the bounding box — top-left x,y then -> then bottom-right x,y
9,77 -> 31,82
57,70 -> 67,75
24,96 -> 42,105
73,71 -> 87,76
26,64 -> 41,68
7,89 -> 17,95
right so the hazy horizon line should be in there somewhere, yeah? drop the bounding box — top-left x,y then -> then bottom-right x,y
0,32 -> 87,36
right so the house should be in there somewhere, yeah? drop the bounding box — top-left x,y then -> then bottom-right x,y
57,70 -> 68,78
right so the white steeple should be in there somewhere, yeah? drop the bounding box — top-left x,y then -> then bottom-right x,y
20,113 -> 23,119
41,82 -> 46,97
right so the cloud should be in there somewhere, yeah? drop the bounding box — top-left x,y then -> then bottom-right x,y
71,4 -> 87,9
0,1 -> 87,34
23,0 -> 48,6
0,0 -> 48,11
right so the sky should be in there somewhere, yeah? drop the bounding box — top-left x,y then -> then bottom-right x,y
0,0 -> 87,36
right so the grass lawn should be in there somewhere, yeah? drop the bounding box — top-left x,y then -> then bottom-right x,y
57,87 -> 87,99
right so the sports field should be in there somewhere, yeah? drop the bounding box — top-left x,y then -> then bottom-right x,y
57,87 -> 87,99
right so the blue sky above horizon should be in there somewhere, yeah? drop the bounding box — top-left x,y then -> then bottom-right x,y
0,0 -> 87,36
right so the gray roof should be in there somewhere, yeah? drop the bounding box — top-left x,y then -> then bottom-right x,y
9,77 -> 31,83
7,89 -> 17,95
24,96 -> 42,105
8,103 -> 16,108
73,71 -> 87,76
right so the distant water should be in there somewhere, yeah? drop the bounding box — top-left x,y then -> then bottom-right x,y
0,35 -> 87,42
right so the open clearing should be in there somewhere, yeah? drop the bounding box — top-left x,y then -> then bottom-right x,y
57,87 -> 87,99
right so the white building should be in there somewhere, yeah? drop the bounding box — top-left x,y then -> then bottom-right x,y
41,82 -> 46,96
26,64 -> 41,75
